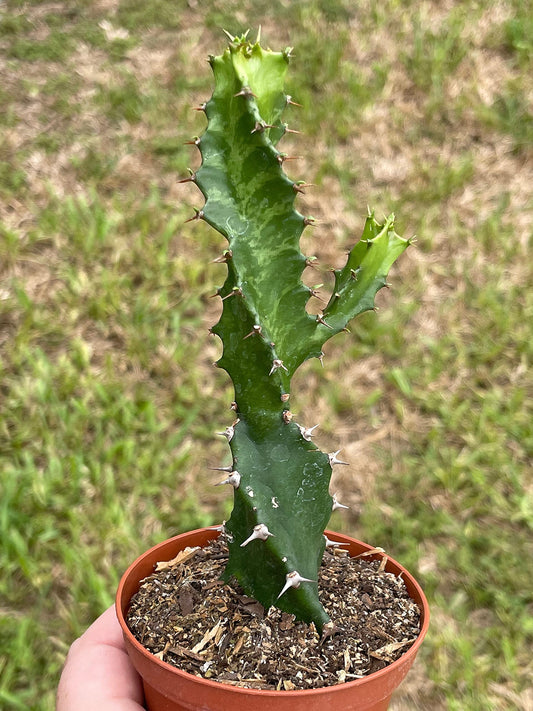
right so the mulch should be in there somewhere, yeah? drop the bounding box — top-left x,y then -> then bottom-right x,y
126,536 -> 421,690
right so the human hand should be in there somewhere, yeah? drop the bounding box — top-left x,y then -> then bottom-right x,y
57,605 -> 145,710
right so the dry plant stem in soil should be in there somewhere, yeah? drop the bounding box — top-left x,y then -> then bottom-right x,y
126,537 -> 421,690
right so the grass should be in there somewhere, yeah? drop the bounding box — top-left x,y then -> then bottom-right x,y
1,1 -> 532,709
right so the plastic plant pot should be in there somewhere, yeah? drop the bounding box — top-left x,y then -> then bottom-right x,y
116,527 -> 430,711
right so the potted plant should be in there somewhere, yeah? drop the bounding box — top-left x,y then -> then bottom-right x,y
116,32 -> 429,711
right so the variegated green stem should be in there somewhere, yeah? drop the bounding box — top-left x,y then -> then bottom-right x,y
186,34 -> 409,629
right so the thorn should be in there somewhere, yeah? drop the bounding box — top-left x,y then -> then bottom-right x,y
283,46 -> 294,60
177,169 -> 196,184
283,124 -> 301,135
350,268 -> 360,280
240,524 -> 274,547
185,209 -> 204,223
305,256 -> 319,269
303,216 -> 317,227
256,25 -> 262,44
220,286 -> 243,301
271,496 -> 279,508
298,423 -> 319,441
318,351 -> 325,367
281,393 -> 290,402
193,103 -> 207,112
214,471 -> 241,488
234,86 -> 257,99
208,522 -> 226,533
277,570 -> 315,599
334,292 -> 341,299
332,493 -> 350,511
222,29 -> 235,42
212,250 -> 233,263
269,359 -> 288,376
324,535 -> 350,548
251,120 -> 276,134
329,450 -> 349,466
342,326 -> 351,334
286,95 -> 302,107
209,465 -> 233,472
217,422 -> 238,441
230,401 -> 238,411
184,136 -> 201,146
308,287 -> 325,302
316,313 -> 333,329
243,324 -> 262,339
277,153 -> 301,165
293,181 -> 314,194
282,410 -> 293,424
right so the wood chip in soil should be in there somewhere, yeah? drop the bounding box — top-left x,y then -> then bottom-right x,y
126,536 -> 421,690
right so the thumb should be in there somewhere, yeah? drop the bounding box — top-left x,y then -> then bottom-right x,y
57,605 -> 144,711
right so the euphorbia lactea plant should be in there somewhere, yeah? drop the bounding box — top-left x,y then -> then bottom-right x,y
183,33 -> 409,630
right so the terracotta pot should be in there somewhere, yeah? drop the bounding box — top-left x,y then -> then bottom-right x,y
116,527 -> 429,711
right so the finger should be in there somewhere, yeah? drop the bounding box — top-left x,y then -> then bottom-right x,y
57,606 -> 144,711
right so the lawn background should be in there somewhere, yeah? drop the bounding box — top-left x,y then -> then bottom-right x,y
0,1 -> 531,709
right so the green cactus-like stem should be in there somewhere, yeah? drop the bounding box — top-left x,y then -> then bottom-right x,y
187,35 -> 409,629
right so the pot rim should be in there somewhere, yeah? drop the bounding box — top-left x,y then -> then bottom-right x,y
116,526 -> 430,698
